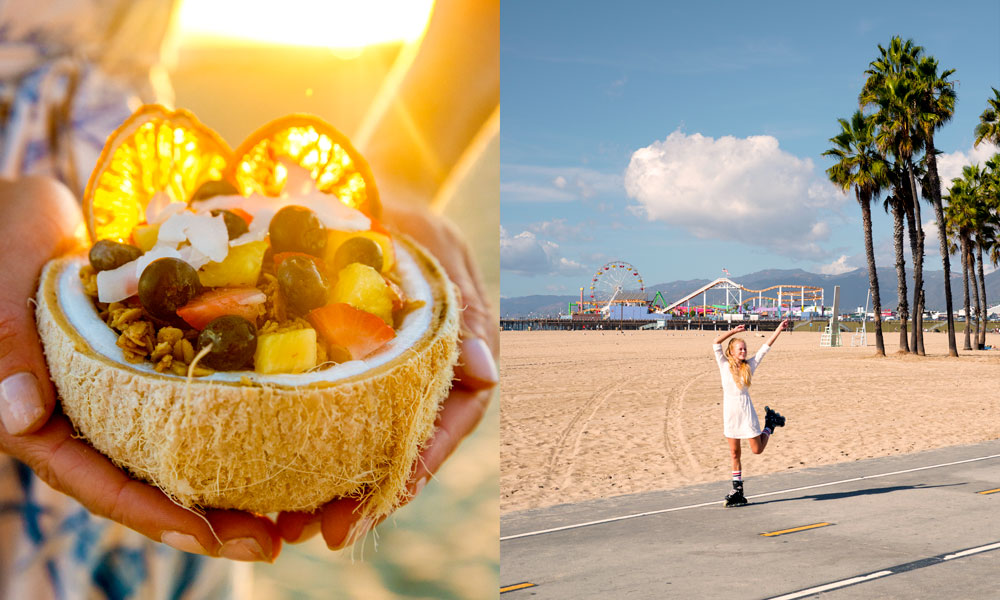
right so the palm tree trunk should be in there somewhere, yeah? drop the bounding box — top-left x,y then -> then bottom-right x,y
891,200 -> 910,352
970,245 -> 982,349
860,195 -> 885,356
961,238 -> 972,350
907,165 -> 926,356
924,140 -> 959,356
902,180 -> 924,354
976,243 -> 988,349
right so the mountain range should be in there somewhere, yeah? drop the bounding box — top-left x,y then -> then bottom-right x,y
500,267 -> 1000,318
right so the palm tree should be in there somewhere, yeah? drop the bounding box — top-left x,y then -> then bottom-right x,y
825,111 -> 888,356
974,88 -> 1000,148
862,39 -> 928,355
945,171 -> 977,350
943,218 -> 969,347
977,155 -> 1000,345
912,54 -> 959,356
883,165 -> 910,352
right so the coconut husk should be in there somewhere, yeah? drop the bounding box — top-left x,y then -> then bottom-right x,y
35,236 -> 459,520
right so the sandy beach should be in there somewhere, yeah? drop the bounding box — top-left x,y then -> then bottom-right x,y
500,327 -> 1000,514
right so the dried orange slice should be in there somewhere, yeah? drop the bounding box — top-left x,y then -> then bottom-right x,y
84,105 -> 232,243
231,115 -> 381,220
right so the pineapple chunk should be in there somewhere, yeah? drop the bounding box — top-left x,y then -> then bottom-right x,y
132,224 -> 160,252
330,263 -> 394,325
254,328 -> 317,374
198,240 -> 268,287
325,230 -> 395,273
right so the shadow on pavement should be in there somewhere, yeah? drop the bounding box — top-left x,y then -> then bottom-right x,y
750,482 -> 965,505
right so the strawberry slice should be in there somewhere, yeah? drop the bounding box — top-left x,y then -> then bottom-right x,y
177,287 -> 266,330
308,302 -> 395,360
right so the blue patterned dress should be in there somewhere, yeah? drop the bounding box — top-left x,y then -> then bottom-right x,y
1,1 -> 242,597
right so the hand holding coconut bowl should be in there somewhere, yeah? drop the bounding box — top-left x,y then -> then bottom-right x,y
0,106 -> 498,562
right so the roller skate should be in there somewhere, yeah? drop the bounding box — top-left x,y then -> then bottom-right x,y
764,406 -> 786,431
724,483 -> 748,508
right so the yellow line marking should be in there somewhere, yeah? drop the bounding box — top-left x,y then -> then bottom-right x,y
501,582 -> 537,593
977,488 -> 1000,495
761,522 -> 832,537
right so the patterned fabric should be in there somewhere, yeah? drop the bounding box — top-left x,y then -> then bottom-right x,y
1,1 -> 241,598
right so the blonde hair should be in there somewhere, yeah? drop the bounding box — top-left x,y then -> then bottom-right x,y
725,338 -> 752,389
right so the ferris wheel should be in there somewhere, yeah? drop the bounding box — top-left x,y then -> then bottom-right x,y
589,261 -> 645,306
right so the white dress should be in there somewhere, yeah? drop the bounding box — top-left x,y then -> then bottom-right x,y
713,342 -> 770,439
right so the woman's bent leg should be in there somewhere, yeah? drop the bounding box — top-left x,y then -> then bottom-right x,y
748,432 -> 769,454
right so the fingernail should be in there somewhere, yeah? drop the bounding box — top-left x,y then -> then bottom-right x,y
331,516 -> 374,551
413,475 -> 429,497
0,372 -> 45,435
458,337 -> 498,386
160,531 -> 209,556
295,519 -> 321,543
326,524 -> 351,551
219,537 -> 267,562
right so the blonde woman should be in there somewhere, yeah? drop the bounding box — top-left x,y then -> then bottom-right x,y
713,320 -> 789,507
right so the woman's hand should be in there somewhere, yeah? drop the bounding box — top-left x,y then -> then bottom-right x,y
714,323 -> 746,344
275,202 -> 498,549
0,177 -> 282,562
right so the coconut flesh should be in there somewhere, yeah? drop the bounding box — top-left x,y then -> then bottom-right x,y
35,234 -> 460,518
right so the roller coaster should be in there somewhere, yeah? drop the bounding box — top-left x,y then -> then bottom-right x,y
566,262 -> 826,320
653,277 -> 824,318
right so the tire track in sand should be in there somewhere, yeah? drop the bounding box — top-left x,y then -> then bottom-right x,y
662,367 -> 711,481
543,372 -> 641,493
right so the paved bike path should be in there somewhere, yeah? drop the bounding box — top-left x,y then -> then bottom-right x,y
501,440 -> 1000,598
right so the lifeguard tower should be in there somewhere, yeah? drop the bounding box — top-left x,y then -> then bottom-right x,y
820,285 -> 842,347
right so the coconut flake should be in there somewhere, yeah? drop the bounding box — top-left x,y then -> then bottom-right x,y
177,245 -> 212,270
96,261 -> 140,303
186,214 -> 229,262
154,211 -> 229,263
157,212 -> 197,244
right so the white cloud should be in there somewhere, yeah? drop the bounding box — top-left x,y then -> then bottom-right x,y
527,219 -> 589,242
817,255 -> 857,275
624,131 -> 846,260
502,164 -> 622,202
935,141 -> 999,195
500,182 -> 577,203
500,226 -> 587,276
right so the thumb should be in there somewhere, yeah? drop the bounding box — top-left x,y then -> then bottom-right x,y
0,177 -> 83,435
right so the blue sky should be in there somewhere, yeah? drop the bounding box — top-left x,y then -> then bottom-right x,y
500,0 -> 1000,299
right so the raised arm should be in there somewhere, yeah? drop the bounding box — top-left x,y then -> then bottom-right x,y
765,319 -> 790,346
713,324 -> 746,344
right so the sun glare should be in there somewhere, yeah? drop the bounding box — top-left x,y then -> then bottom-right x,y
176,0 -> 435,49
